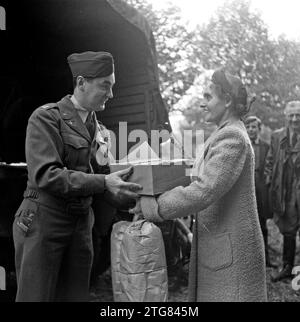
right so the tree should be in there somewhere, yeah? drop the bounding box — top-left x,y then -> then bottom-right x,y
196,0 -> 300,129
124,0 -> 202,109
125,0 -> 300,130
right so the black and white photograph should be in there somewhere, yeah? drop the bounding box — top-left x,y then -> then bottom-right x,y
1,0 -> 300,307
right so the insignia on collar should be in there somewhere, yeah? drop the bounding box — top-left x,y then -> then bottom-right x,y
41,103 -> 57,110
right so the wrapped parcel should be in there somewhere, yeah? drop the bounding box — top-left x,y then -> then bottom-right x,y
111,220 -> 168,302
110,159 -> 192,196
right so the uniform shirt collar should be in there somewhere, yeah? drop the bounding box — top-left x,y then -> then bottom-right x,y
70,95 -> 89,123
251,137 -> 259,145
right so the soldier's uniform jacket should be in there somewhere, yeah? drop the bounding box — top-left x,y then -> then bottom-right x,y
23,94 -> 115,232
25,95 -> 108,201
13,95 -> 115,301
264,127 -> 300,216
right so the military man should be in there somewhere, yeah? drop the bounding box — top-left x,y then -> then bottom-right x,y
244,116 -> 274,267
13,51 -> 142,301
265,101 -> 300,282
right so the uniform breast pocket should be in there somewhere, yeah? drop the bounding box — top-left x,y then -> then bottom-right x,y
199,233 -> 233,271
14,199 -> 39,236
62,132 -> 89,169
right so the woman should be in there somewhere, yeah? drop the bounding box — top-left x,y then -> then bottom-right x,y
130,69 -> 267,302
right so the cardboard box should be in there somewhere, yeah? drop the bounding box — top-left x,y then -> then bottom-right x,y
110,159 -> 193,196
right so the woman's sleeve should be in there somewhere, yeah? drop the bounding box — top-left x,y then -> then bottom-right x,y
156,128 -> 248,220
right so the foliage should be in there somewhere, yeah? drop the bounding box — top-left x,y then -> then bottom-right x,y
194,0 -> 300,129
124,0 -> 300,130
124,0 -> 202,108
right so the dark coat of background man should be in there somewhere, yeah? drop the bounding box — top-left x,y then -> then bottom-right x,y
12,51 -> 142,302
244,116 -> 274,268
265,101 -> 300,282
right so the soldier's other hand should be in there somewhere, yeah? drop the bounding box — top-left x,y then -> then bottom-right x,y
105,167 -> 142,199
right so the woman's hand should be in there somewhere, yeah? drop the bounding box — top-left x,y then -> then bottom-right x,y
129,196 -> 164,223
129,198 -> 143,217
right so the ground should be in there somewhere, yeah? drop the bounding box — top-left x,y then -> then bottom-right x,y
265,219 -> 300,302
90,219 -> 300,302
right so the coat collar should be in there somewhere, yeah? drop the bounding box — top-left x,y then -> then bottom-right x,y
57,95 -> 93,142
217,117 -> 243,131
250,137 -> 260,145
206,118 -> 244,147
277,127 -> 300,153
278,128 -> 290,151
279,128 -> 288,144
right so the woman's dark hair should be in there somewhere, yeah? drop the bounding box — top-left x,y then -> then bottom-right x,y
211,69 -> 254,117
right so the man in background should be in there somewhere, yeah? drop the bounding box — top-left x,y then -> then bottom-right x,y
265,101 -> 300,282
244,115 -> 274,267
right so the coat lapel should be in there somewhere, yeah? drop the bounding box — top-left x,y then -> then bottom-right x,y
203,120 -> 233,158
57,96 -> 91,142
192,120 -> 246,182
278,129 -> 289,164
279,128 -> 288,149
191,121 -> 231,181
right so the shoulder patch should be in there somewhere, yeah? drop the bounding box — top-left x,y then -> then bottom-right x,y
40,103 -> 58,110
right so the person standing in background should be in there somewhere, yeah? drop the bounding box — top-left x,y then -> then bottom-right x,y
265,101 -> 300,282
244,116 -> 275,268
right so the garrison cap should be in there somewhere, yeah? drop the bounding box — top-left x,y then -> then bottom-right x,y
67,51 -> 114,78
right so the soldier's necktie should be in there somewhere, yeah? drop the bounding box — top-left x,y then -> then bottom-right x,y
85,112 -> 95,139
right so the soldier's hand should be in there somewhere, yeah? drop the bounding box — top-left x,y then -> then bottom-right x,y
104,166 -> 142,199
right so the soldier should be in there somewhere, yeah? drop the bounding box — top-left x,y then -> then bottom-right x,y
244,116 -> 274,267
13,51 -> 142,301
265,101 -> 300,282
